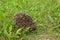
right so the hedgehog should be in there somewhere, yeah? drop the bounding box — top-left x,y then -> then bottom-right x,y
13,13 -> 36,31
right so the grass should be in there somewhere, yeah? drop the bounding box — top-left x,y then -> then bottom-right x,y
0,0 -> 60,40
